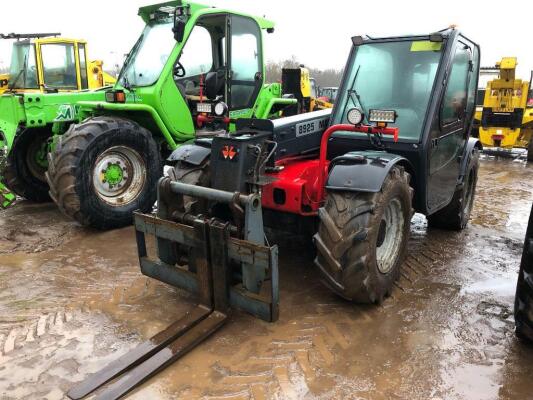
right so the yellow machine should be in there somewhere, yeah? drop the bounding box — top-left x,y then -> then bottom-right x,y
474,57 -> 533,158
0,33 -> 115,95
281,67 -> 333,114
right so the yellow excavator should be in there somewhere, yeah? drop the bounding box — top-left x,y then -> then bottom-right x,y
474,57 -> 533,160
0,32 -> 115,95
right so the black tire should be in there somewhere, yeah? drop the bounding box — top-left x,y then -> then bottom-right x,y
427,149 -> 479,230
169,159 -> 210,214
3,128 -> 51,202
515,205 -> 533,342
527,139 -> 533,162
46,117 -> 161,230
314,166 -> 413,303
157,159 -> 210,266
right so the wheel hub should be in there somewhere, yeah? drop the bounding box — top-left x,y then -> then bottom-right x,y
102,162 -> 127,187
92,146 -> 146,206
376,197 -> 404,274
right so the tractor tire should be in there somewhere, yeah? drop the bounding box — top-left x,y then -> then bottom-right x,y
3,128 -> 51,202
515,205 -> 533,342
427,149 -> 479,230
527,139 -> 533,162
169,158 -> 211,214
314,166 -> 413,303
46,117 -> 161,230
157,159 -> 210,266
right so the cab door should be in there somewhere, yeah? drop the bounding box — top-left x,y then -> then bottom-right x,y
427,41 -> 473,211
228,15 -> 263,115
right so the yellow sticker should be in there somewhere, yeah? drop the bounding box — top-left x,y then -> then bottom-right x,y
410,41 -> 442,52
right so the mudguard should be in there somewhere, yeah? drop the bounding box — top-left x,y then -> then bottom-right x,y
167,143 -> 211,166
459,137 -> 482,182
326,151 -> 410,193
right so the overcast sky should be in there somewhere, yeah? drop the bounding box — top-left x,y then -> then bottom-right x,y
1,0 -> 532,79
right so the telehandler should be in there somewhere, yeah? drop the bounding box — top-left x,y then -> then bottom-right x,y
69,27 -> 481,400
0,32 -> 116,207
0,32 -> 116,95
42,1 -> 319,229
473,57 -> 533,160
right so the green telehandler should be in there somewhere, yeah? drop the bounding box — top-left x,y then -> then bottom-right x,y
1,1 -> 301,223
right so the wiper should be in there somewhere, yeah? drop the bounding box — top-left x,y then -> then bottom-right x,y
7,54 -> 27,91
117,33 -> 144,89
345,65 -> 368,123
122,75 -> 133,92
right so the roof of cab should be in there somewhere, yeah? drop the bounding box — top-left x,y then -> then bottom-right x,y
138,1 -> 275,30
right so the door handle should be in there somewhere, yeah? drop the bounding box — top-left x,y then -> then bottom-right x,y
254,72 -> 263,81
431,138 -> 438,148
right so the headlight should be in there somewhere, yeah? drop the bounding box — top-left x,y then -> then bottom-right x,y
368,109 -> 397,123
214,101 -> 228,117
347,108 -> 363,125
196,102 -> 212,113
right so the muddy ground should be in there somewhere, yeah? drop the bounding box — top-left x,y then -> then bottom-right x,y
0,156 -> 532,400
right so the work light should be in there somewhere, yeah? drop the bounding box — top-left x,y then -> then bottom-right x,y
196,103 -> 212,113
368,109 -> 397,124
105,91 -> 126,103
214,101 -> 228,117
347,108 -> 363,125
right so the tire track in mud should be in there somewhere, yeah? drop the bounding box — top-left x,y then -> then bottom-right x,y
184,228 -> 458,399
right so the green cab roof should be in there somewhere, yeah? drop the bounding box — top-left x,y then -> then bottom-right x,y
138,1 -> 275,30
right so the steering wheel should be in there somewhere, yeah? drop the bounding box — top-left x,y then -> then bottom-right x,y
173,62 -> 186,78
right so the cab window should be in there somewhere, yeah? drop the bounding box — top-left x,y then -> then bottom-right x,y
178,25 -> 213,78
230,16 -> 261,109
441,46 -> 470,125
78,43 -> 88,89
41,43 -> 78,90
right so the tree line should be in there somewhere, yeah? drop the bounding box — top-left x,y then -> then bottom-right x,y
265,56 -> 343,88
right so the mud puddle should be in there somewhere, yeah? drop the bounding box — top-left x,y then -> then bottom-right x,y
0,157 -> 532,399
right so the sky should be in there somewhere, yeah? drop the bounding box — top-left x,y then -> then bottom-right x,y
1,0 -> 532,79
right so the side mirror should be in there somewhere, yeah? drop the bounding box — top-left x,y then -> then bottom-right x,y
173,20 -> 186,42
172,5 -> 190,43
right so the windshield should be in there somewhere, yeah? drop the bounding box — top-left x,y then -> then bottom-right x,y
8,43 -> 39,89
119,20 -> 176,87
334,40 -> 443,141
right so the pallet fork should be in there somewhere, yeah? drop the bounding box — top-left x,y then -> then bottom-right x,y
68,178 -> 279,400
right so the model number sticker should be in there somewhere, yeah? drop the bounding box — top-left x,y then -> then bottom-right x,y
296,118 -> 328,137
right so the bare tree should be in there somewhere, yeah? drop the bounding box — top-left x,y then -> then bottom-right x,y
265,55 -> 343,88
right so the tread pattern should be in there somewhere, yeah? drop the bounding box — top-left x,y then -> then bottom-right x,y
46,116 -> 161,229
314,166 -> 414,303
427,149 -> 479,230
3,128 -> 51,202
515,214 -> 533,341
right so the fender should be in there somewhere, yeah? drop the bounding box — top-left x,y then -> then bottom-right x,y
326,151 -> 411,193
458,137 -> 482,183
167,143 -> 211,166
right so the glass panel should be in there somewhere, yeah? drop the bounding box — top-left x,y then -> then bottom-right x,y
177,25 -> 213,78
441,47 -> 470,125
8,43 -> 39,89
333,40 -> 443,141
41,43 -> 77,89
78,43 -> 88,89
119,20 -> 176,87
230,16 -> 261,109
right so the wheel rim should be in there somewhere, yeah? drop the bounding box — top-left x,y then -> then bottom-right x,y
92,146 -> 146,206
25,136 -> 49,182
376,197 -> 405,274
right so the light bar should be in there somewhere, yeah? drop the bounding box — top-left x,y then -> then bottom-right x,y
196,103 -> 212,113
368,109 -> 397,123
